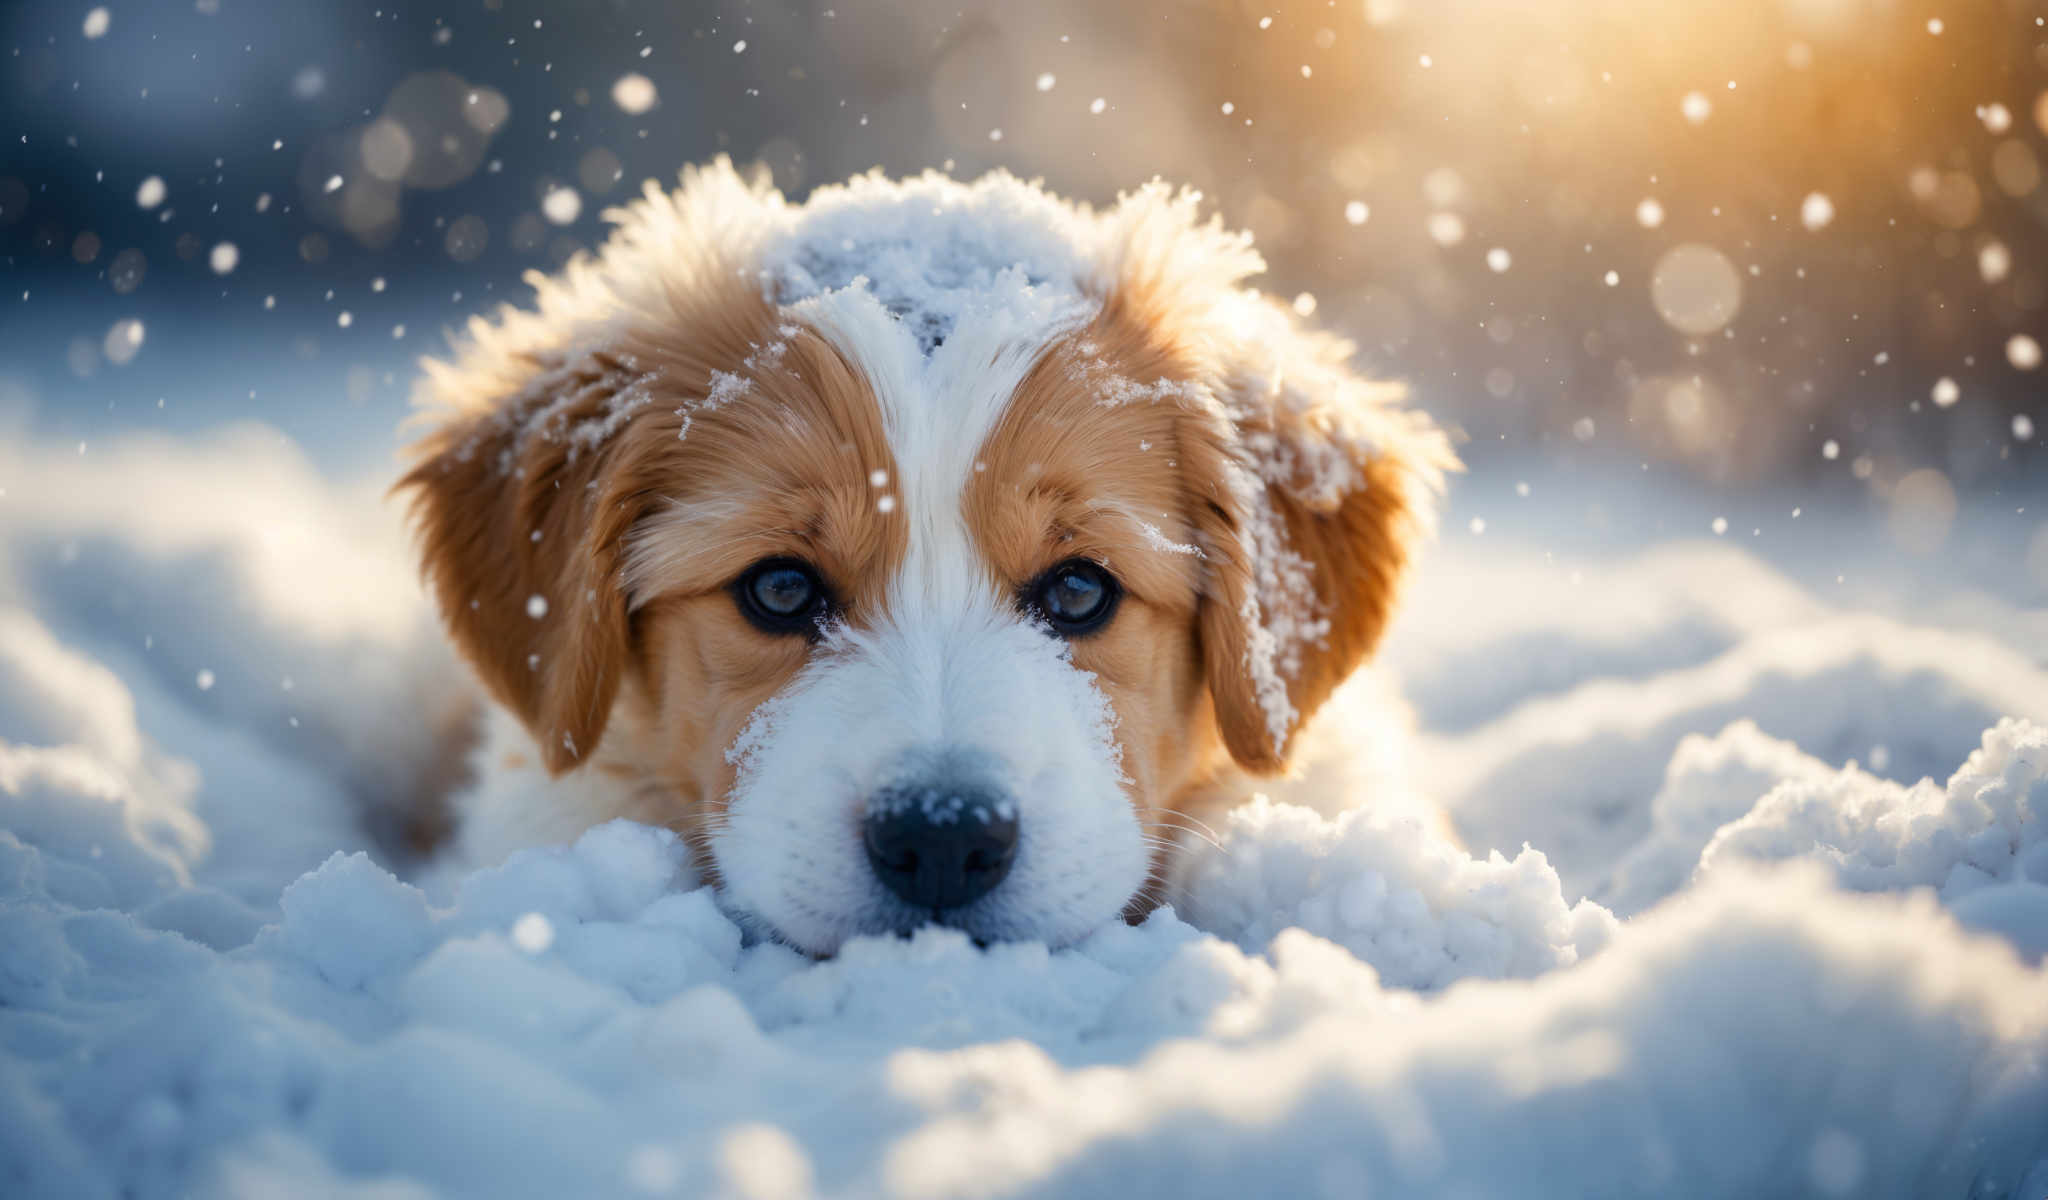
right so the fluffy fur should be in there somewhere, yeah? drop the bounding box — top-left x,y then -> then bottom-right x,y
399,159 -> 1453,954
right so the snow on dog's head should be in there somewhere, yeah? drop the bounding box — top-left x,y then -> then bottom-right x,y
398,159 -> 1452,954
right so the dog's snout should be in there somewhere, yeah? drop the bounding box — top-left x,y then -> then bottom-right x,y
862,783 -> 1019,911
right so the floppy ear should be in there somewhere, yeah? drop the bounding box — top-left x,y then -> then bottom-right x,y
1186,306 -> 1454,774
397,354 -> 651,774
395,159 -> 792,773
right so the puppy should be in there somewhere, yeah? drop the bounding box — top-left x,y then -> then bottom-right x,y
399,160 -> 1451,955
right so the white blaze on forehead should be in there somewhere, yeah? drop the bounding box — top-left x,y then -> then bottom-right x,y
750,167 -> 1104,615
788,273 -> 1090,617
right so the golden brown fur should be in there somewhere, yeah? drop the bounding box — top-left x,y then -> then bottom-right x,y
400,271 -> 903,786
396,161 -> 1453,936
978,287 -> 1450,899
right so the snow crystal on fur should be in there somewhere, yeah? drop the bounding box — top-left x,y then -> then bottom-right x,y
753,168 -> 1094,355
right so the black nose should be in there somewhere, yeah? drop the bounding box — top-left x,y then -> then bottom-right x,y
862,784 -> 1020,911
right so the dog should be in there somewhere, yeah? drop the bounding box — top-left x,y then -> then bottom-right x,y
398,160 -> 1451,955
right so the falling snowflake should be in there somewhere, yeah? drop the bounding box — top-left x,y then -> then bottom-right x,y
1799,192 -> 1835,231
103,318 -> 145,366
1979,242 -> 2011,283
542,186 -> 582,225
612,74 -> 658,115
511,912 -> 554,954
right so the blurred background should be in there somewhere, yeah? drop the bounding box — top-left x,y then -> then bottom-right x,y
2,0 -> 2045,574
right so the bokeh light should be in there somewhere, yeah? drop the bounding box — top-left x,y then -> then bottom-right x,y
0,0 -> 2040,496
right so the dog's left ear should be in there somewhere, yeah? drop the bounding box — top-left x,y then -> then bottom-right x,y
1185,309 -> 1454,774
396,366 -> 648,775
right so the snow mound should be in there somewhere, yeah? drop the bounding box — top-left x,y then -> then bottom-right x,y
1171,796 -> 1617,989
1701,718 -> 2048,958
5,429 -> 2048,1195
884,867 -> 2047,1200
1598,719 -> 1841,916
6,796 -> 2046,1197
1387,542 -> 1826,733
1431,613 -> 2048,898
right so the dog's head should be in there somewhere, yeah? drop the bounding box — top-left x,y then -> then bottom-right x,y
400,161 -> 1451,954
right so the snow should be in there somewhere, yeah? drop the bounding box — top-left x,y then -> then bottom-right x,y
1698,718 -> 2048,925
753,170 -> 1095,356
540,186 -> 581,226
1801,191 -> 1836,231
102,318 -> 145,366
1650,243 -> 1742,336
4,431 -> 2047,1196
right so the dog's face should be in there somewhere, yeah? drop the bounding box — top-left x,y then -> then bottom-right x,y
402,163 -> 1449,954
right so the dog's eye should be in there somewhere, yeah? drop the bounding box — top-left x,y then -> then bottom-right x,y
1027,559 -> 1120,637
734,559 -> 831,635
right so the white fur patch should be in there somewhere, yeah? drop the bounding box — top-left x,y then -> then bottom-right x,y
718,609 -> 1142,954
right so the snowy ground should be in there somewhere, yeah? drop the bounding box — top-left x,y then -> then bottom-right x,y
3,425 -> 2045,1199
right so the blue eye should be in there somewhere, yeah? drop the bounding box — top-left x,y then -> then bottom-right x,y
735,559 -> 830,634
1029,559 -> 1120,636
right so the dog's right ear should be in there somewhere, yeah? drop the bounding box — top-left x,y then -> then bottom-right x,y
397,159 -> 791,773
397,358 -> 647,775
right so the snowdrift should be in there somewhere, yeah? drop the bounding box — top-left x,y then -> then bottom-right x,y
3,428 -> 2045,1199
